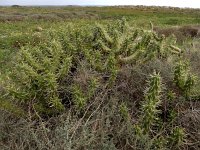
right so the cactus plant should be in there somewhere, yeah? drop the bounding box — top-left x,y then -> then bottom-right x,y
4,40 -> 72,115
174,60 -> 196,98
140,71 -> 162,133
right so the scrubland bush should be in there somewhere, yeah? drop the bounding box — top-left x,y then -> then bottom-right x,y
0,18 -> 199,150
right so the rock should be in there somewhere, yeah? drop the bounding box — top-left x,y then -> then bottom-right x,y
35,26 -> 43,32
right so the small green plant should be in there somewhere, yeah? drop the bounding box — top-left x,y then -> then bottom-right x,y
72,77 -> 99,110
119,102 -> 130,121
152,136 -> 166,149
169,127 -> 185,148
174,60 -> 196,98
72,84 -> 87,110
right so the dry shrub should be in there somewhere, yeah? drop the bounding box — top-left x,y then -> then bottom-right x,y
177,101 -> 200,150
30,14 -> 61,21
0,14 -> 25,22
179,26 -> 199,37
154,25 -> 200,43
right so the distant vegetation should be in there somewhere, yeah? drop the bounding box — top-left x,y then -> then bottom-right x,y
0,6 -> 200,150
0,5 -> 200,25
11,5 -> 21,7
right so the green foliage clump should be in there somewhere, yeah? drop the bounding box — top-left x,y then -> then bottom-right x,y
3,40 -> 72,115
92,18 -> 181,66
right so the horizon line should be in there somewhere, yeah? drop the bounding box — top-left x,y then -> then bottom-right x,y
0,4 -> 199,9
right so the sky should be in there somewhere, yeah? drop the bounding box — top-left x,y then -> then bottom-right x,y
0,0 -> 200,8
